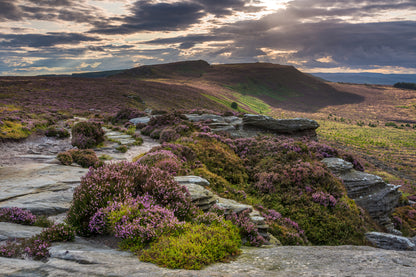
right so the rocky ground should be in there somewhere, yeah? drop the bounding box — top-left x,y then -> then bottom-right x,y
1,127 -> 416,276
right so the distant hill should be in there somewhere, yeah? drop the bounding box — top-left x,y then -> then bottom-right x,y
311,73 -> 416,85
115,60 -> 364,112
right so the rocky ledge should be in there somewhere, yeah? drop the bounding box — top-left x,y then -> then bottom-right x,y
180,113 -> 319,139
322,158 -> 402,232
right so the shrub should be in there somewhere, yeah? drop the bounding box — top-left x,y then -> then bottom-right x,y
45,126 -> 70,139
23,238 -> 50,260
37,223 -> 75,243
66,162 -> 193,236
116,145 -> 128,153
257,206 -> 308,245
225,209 -> 266,246
68,149 -> 99,168
105,196 -> 184,252
57,151 -> 73,165
0,207 -> 36,225
71,121 -> 104,149
231,102 -> 238,109
139,221 -> 241,270
137,150 -> 183,175
391,206 -> 416,237
112,108 -> 146,123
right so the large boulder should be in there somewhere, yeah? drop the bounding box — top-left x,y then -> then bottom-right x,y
322,158 -> 402,232
242,114 -> 319,136
366,232 -> 416,251
183,113 -> 319,139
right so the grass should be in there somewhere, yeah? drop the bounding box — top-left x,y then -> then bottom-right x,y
317,120 -> 416,181
224,79 -> 300,101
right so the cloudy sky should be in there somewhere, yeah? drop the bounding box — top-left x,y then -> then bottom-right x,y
1,0 -> 415,76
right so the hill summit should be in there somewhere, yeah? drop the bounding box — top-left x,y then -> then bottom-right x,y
114,60 -> 364,112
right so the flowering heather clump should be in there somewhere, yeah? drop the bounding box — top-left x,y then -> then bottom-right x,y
391,206 -> 416,237
312,191 -> 338,207
112,108 -> 146,123
256,206 -> 308,245
66,162 -> 193,235
37,223 -> 75,243
106,195 -> 184,251
137,150 -> 183,175
57,149 -> 99,168
342,153 -> 365,171
23,239 -> 50,260
71,121 -> 104,149
0,207 -> 36,225
225,210 -> 266,247
57,151 -> 73,165
159,127 -> 180,142
0,241 -> 19,258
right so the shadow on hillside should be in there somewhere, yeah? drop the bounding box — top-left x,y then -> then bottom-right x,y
259,86 -> 365,113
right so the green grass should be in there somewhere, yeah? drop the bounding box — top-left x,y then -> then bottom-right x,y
318,120 -> 416,150
232,93 -> 272,114
202,94 -> 251,113
224,79 -> 300,101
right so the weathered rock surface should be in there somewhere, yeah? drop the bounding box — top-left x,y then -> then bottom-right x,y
2,243 -> 416,276
0,163 -> 88,215
130,116 -> 151,125
175,176 -> 268,238
242,114 -> 319,137
0,222 -> 43,241
366,232 -> 416,251
182,113 -> 319,138
322,157 -> 402,231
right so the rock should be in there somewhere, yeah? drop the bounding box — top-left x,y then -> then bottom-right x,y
0,222 -> 43,240
129,116 -> 151,125
183,113 -> 319,139
322,157 -> 353,174
365,232 -> 416,251
183,114 -> 225,123
322,158 -> 402,229
0,163 -> 88,216
242,114 -> 319,137
175,175 -> 210,187
180,182 -> 216,211
3,244 -> 416,276
215,197 -> 252,215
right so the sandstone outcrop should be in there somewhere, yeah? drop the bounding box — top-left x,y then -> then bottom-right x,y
322,158 -> 402,232
365,232 -> 416,251
182,113 -> 319,139
175,176 -> 269,239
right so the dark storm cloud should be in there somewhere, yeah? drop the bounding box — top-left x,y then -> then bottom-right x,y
90,1 -> 205,34
0,0 -> 22,20
178,0 -> 416,70
0,33 -> 100,47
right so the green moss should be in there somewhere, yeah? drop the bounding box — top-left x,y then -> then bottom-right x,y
140,222 -> 241,270
0,120 -> 31,140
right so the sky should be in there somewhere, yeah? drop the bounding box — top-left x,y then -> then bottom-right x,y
1,0 -> 415,76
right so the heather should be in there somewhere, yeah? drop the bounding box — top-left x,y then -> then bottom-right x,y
392,206 -> 416,237
57,149 -> 100,168
0,207 -> 75,260
144,126 -> 371,245
71,121 -> 105,149
66,162 -> 194,236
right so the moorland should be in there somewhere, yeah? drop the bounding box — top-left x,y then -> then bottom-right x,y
1,60 -> 416,272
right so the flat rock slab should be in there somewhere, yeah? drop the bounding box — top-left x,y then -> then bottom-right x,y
1,244 -> 416,276
0,222 -> 43,241
175,176 -> 210,187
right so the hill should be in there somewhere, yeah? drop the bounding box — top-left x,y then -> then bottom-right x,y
115,61 -> 364,112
